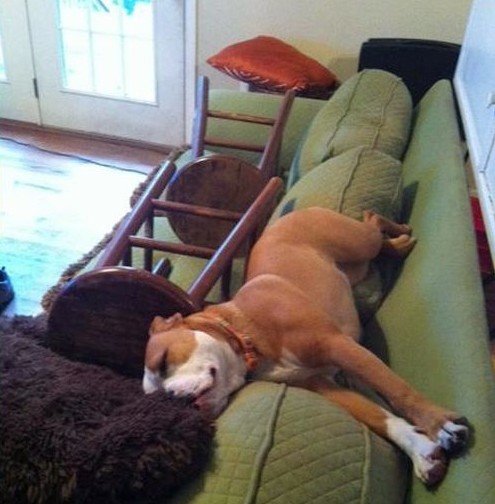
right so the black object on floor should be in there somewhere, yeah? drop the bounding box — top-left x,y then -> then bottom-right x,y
0,267 -> 14,310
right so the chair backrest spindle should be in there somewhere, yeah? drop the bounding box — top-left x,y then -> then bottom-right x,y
191,76 -> 295,179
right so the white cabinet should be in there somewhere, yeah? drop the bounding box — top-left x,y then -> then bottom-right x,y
455,0 -> 495,265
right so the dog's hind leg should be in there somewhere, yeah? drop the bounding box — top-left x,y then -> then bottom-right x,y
363,210 -> 417,258
300,375 -> 448,486
363,210 -> 412,237
381,234 -> 417,257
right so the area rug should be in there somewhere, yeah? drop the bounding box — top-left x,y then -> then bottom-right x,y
40,146 -> 187,312
0,314 -> 213,504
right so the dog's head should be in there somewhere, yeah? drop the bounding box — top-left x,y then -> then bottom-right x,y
142,313 -> 247,417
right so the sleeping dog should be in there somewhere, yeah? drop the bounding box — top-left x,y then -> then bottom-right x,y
143,207 -> 469,486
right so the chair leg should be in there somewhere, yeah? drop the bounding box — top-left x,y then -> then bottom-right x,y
191,76 -> 209,158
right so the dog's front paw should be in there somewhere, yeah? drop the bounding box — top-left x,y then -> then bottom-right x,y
437,419 -> 470,456
412,444 -> 448,487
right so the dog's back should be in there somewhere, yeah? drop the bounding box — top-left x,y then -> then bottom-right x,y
243,207 -> 381,329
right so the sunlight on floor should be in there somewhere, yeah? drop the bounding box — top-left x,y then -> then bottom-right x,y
0,138 -> 144,316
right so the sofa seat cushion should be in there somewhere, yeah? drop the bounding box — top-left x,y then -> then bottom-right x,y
194,91 -> 325,178
271,146 -> 403,321
130,216 -> 245,304
169,382 -> 408,504
364,80 -> 495,503
292,69 -> 412,185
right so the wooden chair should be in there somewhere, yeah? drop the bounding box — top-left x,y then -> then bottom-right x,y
191,75 -> 296,181
164,76 -> 294,250
47,160 -> 283,377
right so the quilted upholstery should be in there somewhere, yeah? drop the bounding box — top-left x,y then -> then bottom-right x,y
271,146 -> 402,222
169,382 -> 407,504
291,69 -> 412,185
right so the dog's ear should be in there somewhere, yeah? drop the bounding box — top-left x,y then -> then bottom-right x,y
144,336 -> 169,375
149,313 -> 183,335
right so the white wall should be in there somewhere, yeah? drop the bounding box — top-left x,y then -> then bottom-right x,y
196,0 -> 473,88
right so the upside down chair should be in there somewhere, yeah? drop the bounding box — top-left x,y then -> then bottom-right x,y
47,77 -> 295,377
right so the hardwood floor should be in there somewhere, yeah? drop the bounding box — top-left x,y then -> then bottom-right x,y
0,130 -> 166,317
0,121 -> 167,175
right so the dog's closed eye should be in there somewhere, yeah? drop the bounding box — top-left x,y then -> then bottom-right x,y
159,351 -> 168,377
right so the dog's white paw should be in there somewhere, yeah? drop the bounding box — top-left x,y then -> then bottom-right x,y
384,410 -> 450,486
437,420 -> 470,455
411,443 -> 448,487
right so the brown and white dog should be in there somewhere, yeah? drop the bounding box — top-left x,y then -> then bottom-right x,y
143,207 -> 469,486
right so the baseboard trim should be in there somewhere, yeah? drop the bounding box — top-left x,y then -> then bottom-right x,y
0,118 -> 174,154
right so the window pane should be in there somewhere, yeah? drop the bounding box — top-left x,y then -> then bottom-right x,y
93,33 -> 123,96
90,1 -> 121,35
124,38 -> 155,101
122,1 -> 153,38
61,30 -> 92,92
58,0 -> 88,31
56,0 -> 156,102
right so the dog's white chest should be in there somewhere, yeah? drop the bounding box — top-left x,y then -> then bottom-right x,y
254,349 -> 334,384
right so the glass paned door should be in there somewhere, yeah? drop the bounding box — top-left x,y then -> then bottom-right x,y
15,0 -> 185,146
58,0 -> 156,102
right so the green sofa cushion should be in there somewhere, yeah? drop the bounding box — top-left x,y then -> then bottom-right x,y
272,146 -> 402,222
270,146 -> 403,321
206,90 -> 324,178
291,69 -> 412,185
169,382 -> 408,504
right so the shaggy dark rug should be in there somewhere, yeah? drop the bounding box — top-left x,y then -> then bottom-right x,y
0,315 -> 214,504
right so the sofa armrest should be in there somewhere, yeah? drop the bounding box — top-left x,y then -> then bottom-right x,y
366,81 -> 495,503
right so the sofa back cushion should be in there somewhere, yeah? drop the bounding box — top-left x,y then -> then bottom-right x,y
272,146 -> 402,222
290,69 -> 412,185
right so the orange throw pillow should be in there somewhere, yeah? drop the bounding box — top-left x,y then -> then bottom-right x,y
207,36 -> 339,96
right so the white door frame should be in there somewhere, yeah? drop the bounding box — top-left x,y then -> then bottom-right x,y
184,0 -> 197,144
0,0 -> 40,123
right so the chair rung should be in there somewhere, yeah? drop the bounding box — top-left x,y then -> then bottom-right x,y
152,258 -> 172,277
152,199 -> 243,222
204,136 -> 265,153
129,236 -> 216,259
208,110 -> 275,126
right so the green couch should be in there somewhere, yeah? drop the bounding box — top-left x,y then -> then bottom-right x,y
158,71 -> 495,503
64,70 -> 494,502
